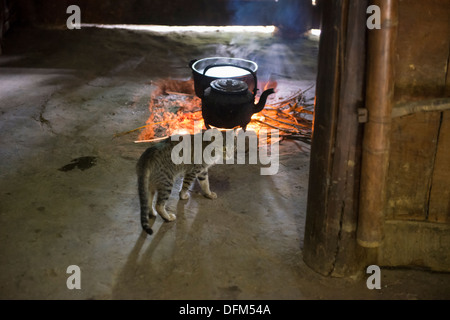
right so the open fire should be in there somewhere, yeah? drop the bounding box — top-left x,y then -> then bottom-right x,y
129,79 -> 314,145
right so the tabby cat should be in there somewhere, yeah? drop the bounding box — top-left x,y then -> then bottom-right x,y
137,129 -> 235,235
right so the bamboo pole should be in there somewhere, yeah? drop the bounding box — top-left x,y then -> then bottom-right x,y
357,0 -> 398,248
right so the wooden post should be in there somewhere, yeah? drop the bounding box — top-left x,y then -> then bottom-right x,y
303,0 -> 345,276
303,0 -> 368,276
357,0 -> 398,247
326,0 -> 369,276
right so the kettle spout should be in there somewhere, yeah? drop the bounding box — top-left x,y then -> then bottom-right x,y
254,88 -> 275,113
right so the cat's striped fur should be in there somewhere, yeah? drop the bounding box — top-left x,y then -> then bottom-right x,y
137,129 -> 233,235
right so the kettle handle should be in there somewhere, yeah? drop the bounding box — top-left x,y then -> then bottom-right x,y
202,63 -> 258,97
189,59 -> 198,69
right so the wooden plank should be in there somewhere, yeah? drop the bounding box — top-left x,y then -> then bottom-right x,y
428,111 -> 450,223
386,112 -> 441,220
446,50 -> 450,96
379,220 -> 450,272
394,0 -> 450,102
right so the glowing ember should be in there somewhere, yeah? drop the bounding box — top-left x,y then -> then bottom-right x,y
137,79 -> 203,141
135,79 -> 313,145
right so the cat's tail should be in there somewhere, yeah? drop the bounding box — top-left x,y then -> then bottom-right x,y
137,167 -> 153,235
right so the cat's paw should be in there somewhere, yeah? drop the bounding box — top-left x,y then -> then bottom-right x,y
165,213 -> 176,222
179,191 -> 190,200
205,192 -> 217,199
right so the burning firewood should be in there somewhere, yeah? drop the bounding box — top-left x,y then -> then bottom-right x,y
115,79 -> 314,145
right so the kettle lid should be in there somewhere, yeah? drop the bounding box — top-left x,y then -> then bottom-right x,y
210,78 -> 248,95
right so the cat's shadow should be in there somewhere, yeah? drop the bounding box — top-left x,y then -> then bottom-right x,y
110,223 -> 174,298
111,196 -> 207,298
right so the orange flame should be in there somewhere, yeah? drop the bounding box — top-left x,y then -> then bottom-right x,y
137,78 -> 313,143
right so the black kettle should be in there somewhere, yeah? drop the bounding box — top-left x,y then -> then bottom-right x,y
201,74 -> 275,131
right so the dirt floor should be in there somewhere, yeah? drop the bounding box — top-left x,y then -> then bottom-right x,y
0,25 -> 449,300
